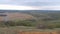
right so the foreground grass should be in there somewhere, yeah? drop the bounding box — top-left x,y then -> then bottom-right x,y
0,26 -> 60,34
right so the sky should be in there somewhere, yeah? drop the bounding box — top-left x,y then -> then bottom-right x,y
0,0 -> 60,10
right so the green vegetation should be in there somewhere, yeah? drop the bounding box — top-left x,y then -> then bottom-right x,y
0,19 -> 37,27
1,10 -> 60,34
0,10 -> 60,29
0,19 -> 60,29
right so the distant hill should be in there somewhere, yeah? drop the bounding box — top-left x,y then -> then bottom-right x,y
0,10 -> 60,21
7,13 -> 35,20
0,12 -> 35,21
0,10 -> 60,27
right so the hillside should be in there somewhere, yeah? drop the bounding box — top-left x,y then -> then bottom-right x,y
0,10 -> 60,28
0,12 -> 36,21
7,13 -> 35,20
0,10 -> 60,21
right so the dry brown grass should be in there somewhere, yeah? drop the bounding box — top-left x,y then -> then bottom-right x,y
18,31 -> 60,34
19,32 -> 49,34
7,13 -> 34,20
0,13 -> 35,21
0,17 -> 4,21
0,26 -> 60,34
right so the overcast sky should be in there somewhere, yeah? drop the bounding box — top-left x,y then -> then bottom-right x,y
0,0 -> 60,10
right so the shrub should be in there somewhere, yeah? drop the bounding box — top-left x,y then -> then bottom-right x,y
1,19 -> 36,27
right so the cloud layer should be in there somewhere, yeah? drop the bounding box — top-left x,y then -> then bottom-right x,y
0,0 -> 60,6
37,6 -> 60,10
0,4 -> 39,10
0,0 -> 60,10
0,4 -> 60,10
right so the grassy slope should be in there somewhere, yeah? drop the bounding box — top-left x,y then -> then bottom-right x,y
0,12 -> 36,21
0,26 -> 60,34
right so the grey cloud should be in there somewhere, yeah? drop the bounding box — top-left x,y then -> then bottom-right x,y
0,0 -> 60,6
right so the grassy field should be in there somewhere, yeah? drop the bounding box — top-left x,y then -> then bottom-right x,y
0,26 -> 60,34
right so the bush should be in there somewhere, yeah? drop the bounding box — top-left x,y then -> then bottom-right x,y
15,20 -> 36,26
47,25 -> 54,29
4,21 -> 16,26
55,23 -> 60,28
1,19 -> 36,27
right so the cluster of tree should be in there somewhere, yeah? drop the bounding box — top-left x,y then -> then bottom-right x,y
37,23 -> 60,29
0,19 -> 60,29
0,19 -> 37,27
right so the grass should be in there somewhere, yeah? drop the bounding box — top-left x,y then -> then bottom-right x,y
0,26 -> 60,34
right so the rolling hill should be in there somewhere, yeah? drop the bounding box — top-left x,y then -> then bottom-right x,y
0,12 -> 36,21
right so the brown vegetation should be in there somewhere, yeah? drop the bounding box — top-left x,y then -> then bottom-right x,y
0,17 -> 4,21
7,13 -> 34,20
0,13 -> 35,21
18,31 -> 60,34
